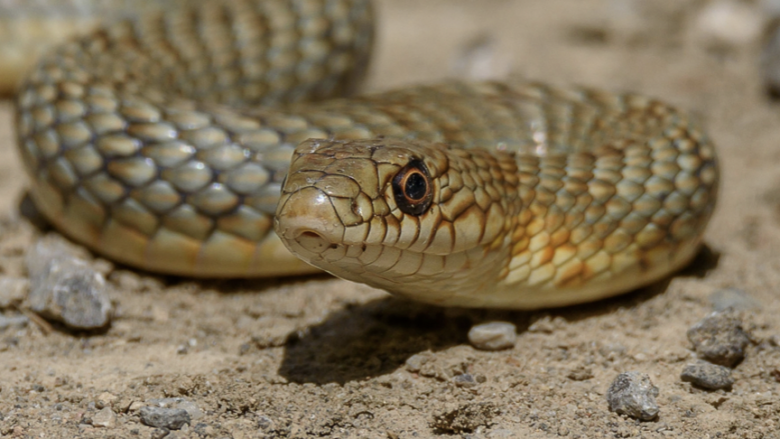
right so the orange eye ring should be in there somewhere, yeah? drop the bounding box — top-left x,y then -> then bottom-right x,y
392,159 -> 433,216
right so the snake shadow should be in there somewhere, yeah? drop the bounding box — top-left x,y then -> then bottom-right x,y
19,192 -> 722,378
277,244 -> 720,385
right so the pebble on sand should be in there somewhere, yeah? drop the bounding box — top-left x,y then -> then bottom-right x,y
467,322 -> 517,351
431,402 -> 500,434
606,372 -> 660,421
139,406 -> 191,430
681,361 -> 735,390
91,407 -> 117,428
686,311 -> 750,367
26,238 -> 112,329
694,0 -> 762,48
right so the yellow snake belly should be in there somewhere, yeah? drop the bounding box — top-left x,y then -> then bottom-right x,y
14,0 -> 719,308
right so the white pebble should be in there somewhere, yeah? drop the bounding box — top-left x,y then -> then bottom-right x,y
92,407 -> 117,428
468,321 -> 517,351
694,1 -> 762,48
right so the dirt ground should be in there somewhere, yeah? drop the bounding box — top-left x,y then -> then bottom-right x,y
0,0 -> 779,437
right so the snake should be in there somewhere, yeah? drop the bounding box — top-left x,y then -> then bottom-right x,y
13,0 -> 719,309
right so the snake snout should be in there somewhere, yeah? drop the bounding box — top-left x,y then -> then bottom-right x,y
275,187 -> 345,254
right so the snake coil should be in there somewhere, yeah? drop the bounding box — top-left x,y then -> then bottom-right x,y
15,0 -> 718,308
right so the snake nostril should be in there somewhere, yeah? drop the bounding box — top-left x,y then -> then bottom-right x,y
301,231 -> 321,239
295,229 -> 340,254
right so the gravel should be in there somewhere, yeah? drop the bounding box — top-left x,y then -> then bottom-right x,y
686,311 -> 750,367
25,238 -> 112,329
681,361 -> 735,390
91,407 -> 117,428
139,406 -> 191,430
606,371 -> 660,421
467,321 -> 517,351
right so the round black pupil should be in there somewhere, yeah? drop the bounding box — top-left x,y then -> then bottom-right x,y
405,172 -> 427,201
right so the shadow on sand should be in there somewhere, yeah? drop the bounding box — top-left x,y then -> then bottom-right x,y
277,244 -> 720,384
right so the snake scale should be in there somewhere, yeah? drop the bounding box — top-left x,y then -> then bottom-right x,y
14,0 -> 718,308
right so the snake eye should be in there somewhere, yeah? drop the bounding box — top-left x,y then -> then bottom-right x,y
392,159 -> 433,216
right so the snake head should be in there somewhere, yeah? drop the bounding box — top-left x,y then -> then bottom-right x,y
274,138 -> 521,305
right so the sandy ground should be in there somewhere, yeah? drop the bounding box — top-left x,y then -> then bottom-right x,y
0,0 -> 779,437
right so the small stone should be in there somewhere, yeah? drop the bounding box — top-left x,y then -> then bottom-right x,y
606,371 -> 660,421
139,406 -> 190,430
452,373 -> 478,388
405,352 -> 432,373
694,0 -> 762,48
431,402 -> 499,434
150,428 -> 169,439
257,414 -> 274,430
96,392 -> 118,409
468,322 -> 517,351
91,407 -> 116,428
25,237 -> 112,329
146,398 -> 203,420
681,361 -> 735,390
708,288 -> 760,311
687,311 -> 750,367
567,365 -> 594,381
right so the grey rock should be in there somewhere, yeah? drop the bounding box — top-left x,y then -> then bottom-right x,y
256,414 -> 274,430
687,311 -> 750,367
708,288 -> 760,311
139,406 -> 191,430
92,407 -> 117,428
146,398 -> 202,420
606,371 -> 660,421
26,238 -> 112,329
453,373 -> 478,388
404,352 -> 432,373
468,322 -> 517,351
681,361 -> 734,390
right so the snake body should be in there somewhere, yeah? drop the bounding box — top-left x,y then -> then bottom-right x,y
15,0 -> 718,308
